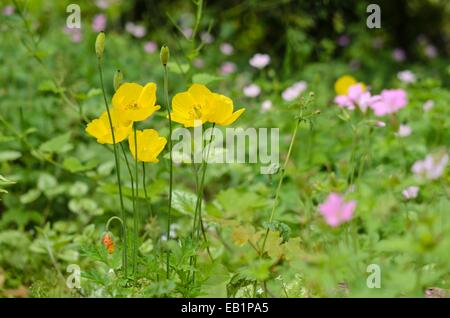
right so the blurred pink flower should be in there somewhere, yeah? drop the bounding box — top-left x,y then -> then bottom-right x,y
144,41 -> 157,54
220,43 -> 234,55
396,124 -> 412,137
319,193 -> 356,227
335,84 -> 375,112
64,27 -> 82,43
2,5 -> 14,16
412,153 -> 448,180
243,84 -> 261,98
392,48 -> 406,62
92,14 -> 107,32
337,34 -> 350,47
95,0 -> 112,9
397,70 -> 416,84
220,62 -> 236,75
282,81 -> 307,101
370,89 -> 407,116
423,100 -> 434,112
182,28 -> 193,38
200,32 -> 214,44
249,53 -> 270,69
376,121 -> 386,127
402,186 -> 419,200
193,58 -> 205,69
261,100 -> 272,113
125,22 -> 146,38
425,45 -> 438,59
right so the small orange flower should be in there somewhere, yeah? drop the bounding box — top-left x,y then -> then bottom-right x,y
102,232 -> 115,254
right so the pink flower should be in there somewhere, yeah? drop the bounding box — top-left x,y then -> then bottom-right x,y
95,0 -> 112,9
2,5 -> 14,16
319,193 -> 356,227
396,124 -> 412,137
64,27 -> 82,43
376,121 -> 386,127
200,32 -> 214,44
337,34 -> 350,47
243,84 -> 261,98
220,43 -> 234,55
402,186 -> 419,200
392,48 -> 406,62
423,100 -> 434,112
193,58 -> 205,69
412,153 -> 448,180
425,45 -> 438,59
220,62 -> 236,75
125,22 -> 146,38
144,41 -> 157,54
249,53 -> 270,69
261,100 -> 272,113
335,84 -> 375,112
92,14 -> 107,32
282,81 -> 307,101
397,70 -> 416,84
182,28 -> 193,39
370,89 -> 407,116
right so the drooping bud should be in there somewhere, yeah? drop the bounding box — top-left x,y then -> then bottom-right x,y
95,31 -> 106,59
160,45 -> 170,66
102,232 -> 115,254
113,69 -> 123,91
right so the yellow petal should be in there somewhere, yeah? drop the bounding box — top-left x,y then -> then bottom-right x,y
172,91 -> 196,114
208,93 -> 233,124
138,82 -> 157,108
128,129 -> 167,162
112,82 -> 143,109
220,108 -> 245,126
188,83 -> 212,105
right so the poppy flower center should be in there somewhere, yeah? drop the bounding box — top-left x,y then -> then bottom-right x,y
126,102 -> 139,110
189,104 -> 203,119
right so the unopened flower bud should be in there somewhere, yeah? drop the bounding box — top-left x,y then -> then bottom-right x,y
95,31 -> 106,59
160,45 -> 170,66
102,232 -> 115,254
114,69 -> 123,91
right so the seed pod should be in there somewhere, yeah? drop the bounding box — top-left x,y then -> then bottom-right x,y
102,232 -> 115,254
113,69 -> 123,91
160,45 -> 170,66
95,31 -> 106,59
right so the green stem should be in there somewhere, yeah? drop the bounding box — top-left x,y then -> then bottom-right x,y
133,126 -> 139,274
97,58 -> 128,276
260,98 -> 318,255
142,162 -> 154,219
163,65 -> 173,279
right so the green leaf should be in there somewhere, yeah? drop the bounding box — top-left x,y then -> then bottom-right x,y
20,189 -> 42,204
63,157 -> 97,173
0,150 -> 22,162
167,62 -> 189,74
192,73 -> 224,85
39,132 -> 72,154
37,173 -> 58,191
38,80 -> 65,94
172,190 -> 201,216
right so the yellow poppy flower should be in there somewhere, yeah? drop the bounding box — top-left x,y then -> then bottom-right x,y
334,75 -> 357,95
208,93 -> 245,126
170,83 -> 215,127
170,83 -> 245,127
128,129 -> 167,163
112,82 -> 161,122
85,108 -> 132,144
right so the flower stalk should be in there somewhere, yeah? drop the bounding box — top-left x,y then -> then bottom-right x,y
96,32 -> 128,276
161,45 -> 173,279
